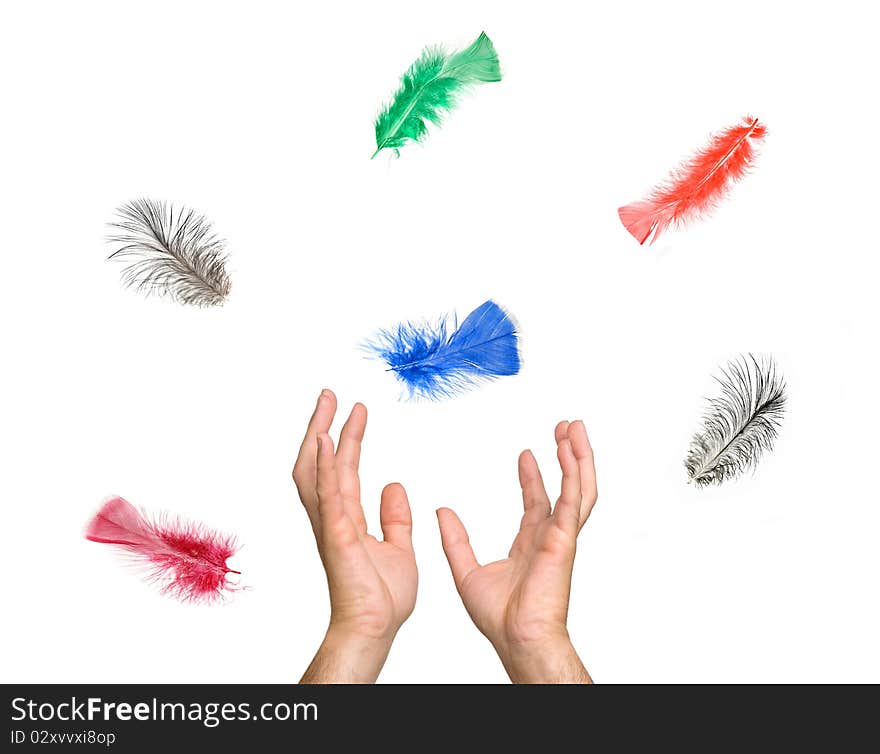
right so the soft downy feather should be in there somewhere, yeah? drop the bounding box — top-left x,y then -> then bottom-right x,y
373,31 -> 501,158
107,198 -> 232,306
619,116 -> 766,245
686,354 -> 786,487
365,299 -> 521,400
85,496 -> 240,603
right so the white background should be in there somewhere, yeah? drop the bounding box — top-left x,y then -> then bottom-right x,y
1,0 -> 878,683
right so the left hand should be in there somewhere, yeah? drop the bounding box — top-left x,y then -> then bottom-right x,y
436,420 -> 597,683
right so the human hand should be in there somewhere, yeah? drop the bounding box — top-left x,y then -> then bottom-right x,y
294,390 -> 417,683
437,420 -> 597,683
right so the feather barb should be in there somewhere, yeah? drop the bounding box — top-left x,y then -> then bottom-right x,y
365,299 -> 520,400
107,199 -> 232,306
619,116 -> 766,244
373,32 -> 501,158
686,354 -> 786,487
85,496 -> 240,603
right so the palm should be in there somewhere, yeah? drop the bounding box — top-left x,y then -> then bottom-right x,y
334,532 -> 417,636
460,517 -> 574,645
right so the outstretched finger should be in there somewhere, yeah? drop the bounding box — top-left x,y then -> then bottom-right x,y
518,450 -> 551,526
554,420 -> 570,443
552,433 -> 581,535
293,390 -> 337,511
568,420 -> 598,529
380,483 -> 413,551
336,403 -> 369,533
316,433 -> 357,547
436,508 -> 480,592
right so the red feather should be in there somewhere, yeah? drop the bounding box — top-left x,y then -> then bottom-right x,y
618,116 -> 766,245
85,496 -> 240,603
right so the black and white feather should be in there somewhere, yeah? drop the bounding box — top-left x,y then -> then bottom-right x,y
686,354 -> 786,487
107,199 -> 231,307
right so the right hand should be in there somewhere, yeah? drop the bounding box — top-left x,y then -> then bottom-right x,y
294,390 -> 418,682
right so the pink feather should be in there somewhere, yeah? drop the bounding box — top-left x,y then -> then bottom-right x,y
619,116 -> 766,245
85,496 -> 240,603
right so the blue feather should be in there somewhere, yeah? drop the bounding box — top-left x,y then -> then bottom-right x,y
366,300 -> 521,400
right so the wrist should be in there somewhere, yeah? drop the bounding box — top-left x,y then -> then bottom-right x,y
300,624 -> 394,684
496,631 -> 591,684
323,623 -> 395,682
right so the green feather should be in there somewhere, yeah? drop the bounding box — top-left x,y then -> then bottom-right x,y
372,32 -> 501,158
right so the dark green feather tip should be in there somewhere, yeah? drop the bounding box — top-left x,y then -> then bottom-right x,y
372,32 -> 501,158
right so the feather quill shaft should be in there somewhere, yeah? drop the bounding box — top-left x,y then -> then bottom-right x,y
107,198 -> 231,306
619,116 -> 766,244
365,299 -> 520,400
85,496 -> 239,603
686,355 -> 786,487
373,31 -> 501,158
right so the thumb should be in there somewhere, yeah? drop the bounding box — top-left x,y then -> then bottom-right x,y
380,483 -> 413,551
436,507 -> 479,591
